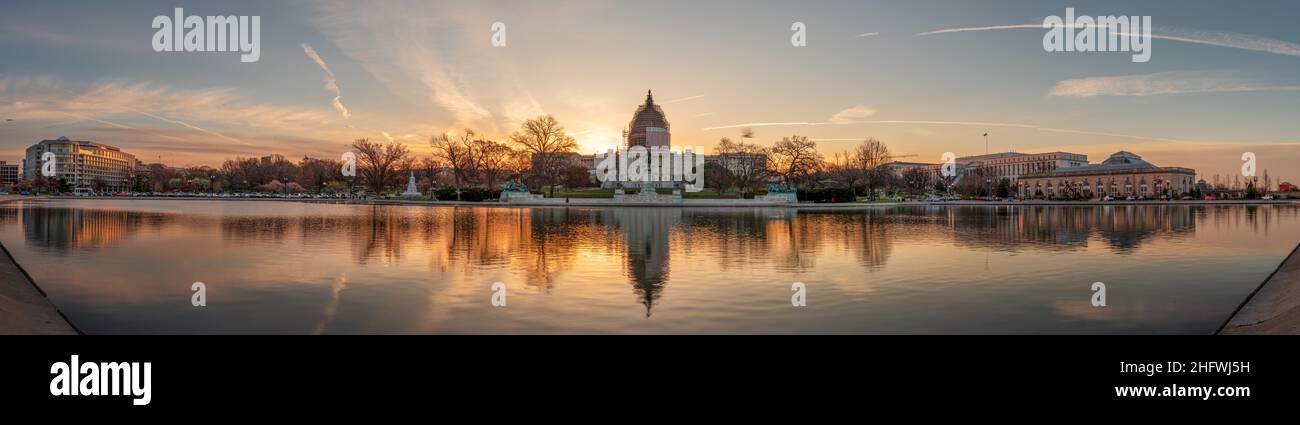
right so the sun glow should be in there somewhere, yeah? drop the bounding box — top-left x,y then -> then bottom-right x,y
574,126 -> 625,154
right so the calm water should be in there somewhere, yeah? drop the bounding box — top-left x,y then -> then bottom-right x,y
2,199 -> 1298,334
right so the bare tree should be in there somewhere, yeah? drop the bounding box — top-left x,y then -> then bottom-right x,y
854,137 -> 893,196
713,137 -> 769,197
297,156 -> 343,192
473,138 -> 516,190
900,167 -> 931,195
504,148 -> 532,181
955,166 -> 993,198
703,161 -> 734,195
351,138 -> 412,194
769,135 -> 822,187
430,129 -> 480,198
510,115 -> 577,196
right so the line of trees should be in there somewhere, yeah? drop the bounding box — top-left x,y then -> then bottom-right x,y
105,117 -> 999,201
125,115 -> 580,197
704,131 -> 932,200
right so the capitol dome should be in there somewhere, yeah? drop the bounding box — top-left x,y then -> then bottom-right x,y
626,90 -> 669,148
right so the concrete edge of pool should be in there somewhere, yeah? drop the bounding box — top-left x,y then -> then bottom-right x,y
1219,243 -> 1300,335
0,196 -> 79,335
0,241 -> 78,335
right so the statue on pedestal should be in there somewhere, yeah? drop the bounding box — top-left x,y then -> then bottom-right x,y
499,180 -> 541,202
400,171 -> 422,198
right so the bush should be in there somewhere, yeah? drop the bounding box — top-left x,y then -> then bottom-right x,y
797,187 -> 857,203
433,187 -> 500,202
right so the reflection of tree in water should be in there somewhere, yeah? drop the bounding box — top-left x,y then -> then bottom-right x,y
681,209 -> 894,272
515,208 -> 585,293
217,206 -> 441,264
1204,205 -> 1300,237
220,216 -> 294,244
822,211 -> 894,269
676,209 -> 781,271
22,206 -> 173,250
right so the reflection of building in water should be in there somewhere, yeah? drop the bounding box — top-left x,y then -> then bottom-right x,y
945,205 -> 1197,251
605,208 -> 679,317
0,204 -> 18,225
22,206 -> 159,249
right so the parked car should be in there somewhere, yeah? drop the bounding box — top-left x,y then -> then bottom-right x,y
1263,195 -> 1275,200
1204,196 -> 1215,201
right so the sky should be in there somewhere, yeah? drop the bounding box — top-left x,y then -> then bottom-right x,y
1,0 -> 1298,183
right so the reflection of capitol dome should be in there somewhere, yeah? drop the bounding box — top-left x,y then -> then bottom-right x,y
610,208 -> 678,317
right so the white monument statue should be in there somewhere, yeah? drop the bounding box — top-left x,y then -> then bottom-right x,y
400,171 -> 422,198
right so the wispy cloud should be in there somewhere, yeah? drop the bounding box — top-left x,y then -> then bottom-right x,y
302,43 -> 352,120
307,0 -> 566,131
828,105 -> 877,123
693,112 -> 714,118
663,94 -> 705,104
855,32 -> 881,38
0,75 -> 355,161
1050,71 -> 1300,97
917,23 -> 1300,58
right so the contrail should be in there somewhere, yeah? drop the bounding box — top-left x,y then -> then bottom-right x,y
916,24 -> 1041,36
917,22 -> 1300,58
703,122 -> 826,130
302,43 -> 352,119
58,111 -> 134,130
138,111 -> 251,146
663,94 -> 705,104
58,111 -> 192,143
703,119 -> 1189,143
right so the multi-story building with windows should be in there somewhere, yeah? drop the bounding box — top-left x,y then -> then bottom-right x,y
23,137 -> 138,192
959,151 -> 1088,182
1017,151 -> 1196,199
0,161 -> 19,187
889,151 -> 1087,189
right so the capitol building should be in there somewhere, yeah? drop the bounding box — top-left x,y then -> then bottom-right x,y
598,90 -> 693,189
